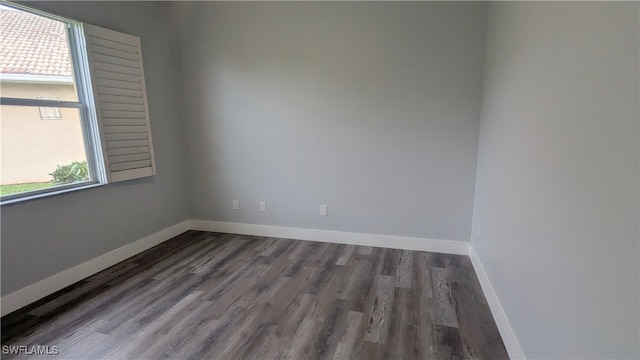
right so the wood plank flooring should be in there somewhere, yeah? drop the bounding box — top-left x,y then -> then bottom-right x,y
1,231 -> 508,359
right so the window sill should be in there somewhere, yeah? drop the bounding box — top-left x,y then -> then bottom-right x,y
0,181 -> 105,206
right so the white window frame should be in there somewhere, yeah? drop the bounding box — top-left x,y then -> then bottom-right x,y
1,1 -> 155,205
0,2 -> 107,205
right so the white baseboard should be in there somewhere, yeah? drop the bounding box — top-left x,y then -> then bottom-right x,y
1,218 -> 523,360
469,245 -> 525,359
0,220 -> 191,317
2,219 -> 467,317
189,220 -> 470,255
5,217 -> 523,360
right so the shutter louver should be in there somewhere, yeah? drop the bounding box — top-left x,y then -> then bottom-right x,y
82,23 -> 156,183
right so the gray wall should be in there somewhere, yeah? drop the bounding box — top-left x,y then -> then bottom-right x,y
172,2 -> 488,241
1,2 -> 190,295
472,2 -> 639,358
6,4 -> 636,357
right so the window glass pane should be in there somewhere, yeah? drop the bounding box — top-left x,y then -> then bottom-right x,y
0,6 -> 79,101
1,104 -> 90,197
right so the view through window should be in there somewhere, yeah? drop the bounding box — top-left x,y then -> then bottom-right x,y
0,5 -> 93,198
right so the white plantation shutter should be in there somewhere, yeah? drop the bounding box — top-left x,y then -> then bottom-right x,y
82,23 -> 156,183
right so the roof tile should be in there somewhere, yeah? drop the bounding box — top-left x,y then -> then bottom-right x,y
0,7 -> 72,77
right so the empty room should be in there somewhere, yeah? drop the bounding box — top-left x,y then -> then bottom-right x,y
0,1 -> 638,359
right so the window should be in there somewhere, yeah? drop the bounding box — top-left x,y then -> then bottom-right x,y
0,2 -> 155,204
37,97 -> 62,120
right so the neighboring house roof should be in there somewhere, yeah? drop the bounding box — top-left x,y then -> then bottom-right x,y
0,7 -> 72,77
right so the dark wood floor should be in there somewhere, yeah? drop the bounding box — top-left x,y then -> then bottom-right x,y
2,231 -> 508,359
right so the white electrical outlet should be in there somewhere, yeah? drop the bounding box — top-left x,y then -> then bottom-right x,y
259,201 -> 266,212
233,200 -> 239,210
320,205 -> 328,216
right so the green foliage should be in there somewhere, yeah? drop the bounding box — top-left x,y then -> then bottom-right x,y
0,182 -> 53,196
49,161 -> 89,185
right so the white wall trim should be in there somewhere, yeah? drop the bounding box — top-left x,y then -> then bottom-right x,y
469,245 -> 526,360
0,220 -> 190,316
189,220 -> 470,255
3,217 -> 523,360
1,219 -> 467,317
